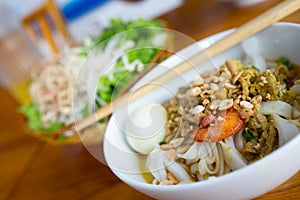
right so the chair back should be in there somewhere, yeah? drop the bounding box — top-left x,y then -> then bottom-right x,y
22,0 -> 71,55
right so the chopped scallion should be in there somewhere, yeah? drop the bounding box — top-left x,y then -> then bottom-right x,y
251,65 -> 260,71
278,56 -> 293,70
278,56 -> 289,65
286,63 -> 293,70
243,130 -> 253,141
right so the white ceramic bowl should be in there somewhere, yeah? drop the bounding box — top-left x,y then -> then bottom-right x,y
217,0 -> 266,8
103,22 -> 300,200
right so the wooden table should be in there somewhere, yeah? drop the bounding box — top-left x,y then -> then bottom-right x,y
2,0 -> 300,199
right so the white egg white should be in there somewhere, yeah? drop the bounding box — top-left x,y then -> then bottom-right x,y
125,103 -> 167,154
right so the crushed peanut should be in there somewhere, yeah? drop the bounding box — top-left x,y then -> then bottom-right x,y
207,90 -> 214,95
239,108 -> 254,119
176,144 -> 191,154
209,99 -> 220,110
224,82 -> 237,89
251,95 -> 262,105
253,143 -> 261,150
202,99 -> 210,106
166,149 -> 177,161
217,115 -> 225,121
187,87 -> 201,96
160,143 -> 173,150
190,105 -> 205,114
232,71 -> 243,84
233,99 -> 241,110
159,180 -> 174,185
210,83 -> 219,91
165,134 -> 174,143
225,59 -> 238,75
170,137 -> 185,148
167,172 -> 179,184
213,77 -> 219,83
218,99 -> 234,110
240,101 -> 254,109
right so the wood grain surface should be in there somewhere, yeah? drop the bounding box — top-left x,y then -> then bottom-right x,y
1,0 -> 300,199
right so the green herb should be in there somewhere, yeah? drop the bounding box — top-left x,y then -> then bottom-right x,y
159,141 -> 166,145
98,118 -> 106,124
95,18 -> 165,108
21,18 -> 167,135
46,122 -> 64,131
278,56 -> 293,70
81,104 -> 89,117
243,130 -> 254,141
58,133 -> 67,142
77,51 -> 88,57
20,103 -> 63,132
20,103 -> 44,132
278,56 -> 289,65
251,65 -> 260,71
286,63 -> 293,70
94,18 -> 162,47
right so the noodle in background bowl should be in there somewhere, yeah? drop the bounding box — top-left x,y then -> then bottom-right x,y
103,23 -> 300,200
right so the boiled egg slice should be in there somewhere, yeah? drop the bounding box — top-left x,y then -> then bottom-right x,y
125,103 -> 167,154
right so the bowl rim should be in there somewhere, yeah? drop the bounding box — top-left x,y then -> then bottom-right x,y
104,22 -> 300,190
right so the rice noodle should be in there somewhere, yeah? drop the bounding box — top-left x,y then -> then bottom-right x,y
272,114 -> 300,146
147,145 -> 168,181
166,161 -> 191,182
219,140 -> 247,171
260,101 -> 292,118
233,128 -> 245,151
216,143 -> 225,176
147,136 -> 247,183
241,37 -> 267,71
260,101 -> 300,146
147,144 -> 191,182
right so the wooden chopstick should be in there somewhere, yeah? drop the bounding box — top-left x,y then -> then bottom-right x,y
68,0 -> 300,133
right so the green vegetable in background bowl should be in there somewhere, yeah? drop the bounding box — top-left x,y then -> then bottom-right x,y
20,18 -> 170,143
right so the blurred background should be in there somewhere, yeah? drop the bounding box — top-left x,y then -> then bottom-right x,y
0,0 -> 183,94
0,0 -> 183,56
